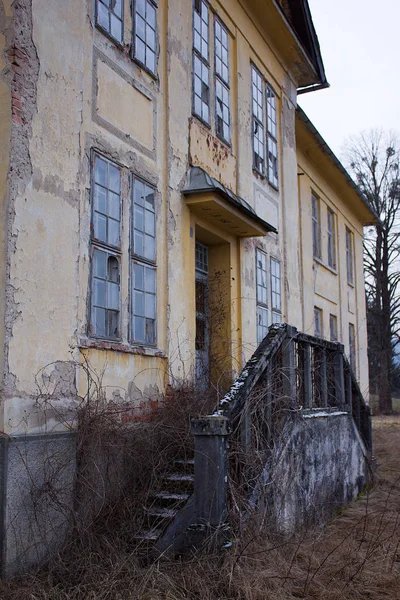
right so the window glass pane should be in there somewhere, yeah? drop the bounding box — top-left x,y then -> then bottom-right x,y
147,2 -> 156,28
93,307 -> 106,337
97,4 -> 109,31
93,279 -> 106,307
114,0 -> 122,17
136,38 -> 145,63
108,218 -> 120,247
135,316 -> 145,342
95,157 -> 107,186
136,0 -> 145,17
107,310 -> 119,338
110,14 -> 122,41
144,187 -> 155,210
134,263 -> 144,290
145,267 -> 156,293
134,205 -> 144,231
94,185 -> 107,214
135,290 -> 145,316
146,50 -> 155,72
144,234 -> 155,261
145,210 -> 155,236
134,230 -> 144,256
146,24 -> 155,50
145,319 -> 155,344
108,281 -> 119,310
93,249 -> 107,279
108,192 -> 120,220
134,180 -> 145,206
136,14 -> 145,40
145,293 -> 156,319
94,212 -> 107,242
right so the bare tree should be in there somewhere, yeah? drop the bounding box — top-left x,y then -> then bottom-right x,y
346,131 -> 400,413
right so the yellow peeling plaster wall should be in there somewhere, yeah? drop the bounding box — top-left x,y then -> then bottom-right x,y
296,137 -> 369,399
5,0 -> 168,434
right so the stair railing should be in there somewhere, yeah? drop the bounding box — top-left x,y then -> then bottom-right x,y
190,323 -> 372,541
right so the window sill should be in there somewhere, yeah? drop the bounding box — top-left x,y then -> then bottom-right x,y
313,256 -> 338,276
78,337 -> 167,358
95,23 -> 125,52
192,113 -> 211,131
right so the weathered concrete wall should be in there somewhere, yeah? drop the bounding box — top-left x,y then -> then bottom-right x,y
261,413 -> 369,533
0,433 -> 76,578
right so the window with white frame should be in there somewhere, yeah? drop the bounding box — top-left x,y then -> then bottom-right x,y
256,249 -> 268,343
96,0 -> 123,43
133,0 -> 157,73
270,257 -> 281,323
346,227 -> 354,285
266,85 -> 278,187
131,177 -> 157,345
314,306 -> 323,338
214,17 -> 230,143
312,193 -> 321,259
90,154 -> 122,339
329,314 -> 337,342
251,66 -> 265,174
193,0 -> 210,124
327,207 -> 336,269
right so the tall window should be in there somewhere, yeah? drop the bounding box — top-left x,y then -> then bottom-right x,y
329,314 -> 337,342
349,323 -> 356,374
312,193 -> 321,259
90,154 -> 122,339
314,306 -> 322,338
96,0 -> 123,43
346,227 -> 354,284
131,178 -> 157,345
256,249 -> 268,343
327,208 -> 336,269
270,257 -> 281,323
251,66 -> 279,187
266,85 -> 278,187
251,66 -> 264,174
214,17 -> 230,143
133,0 -> 157,73
193,0 -> 210,124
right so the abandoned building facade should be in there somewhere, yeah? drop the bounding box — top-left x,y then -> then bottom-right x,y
0,0 -> 375,576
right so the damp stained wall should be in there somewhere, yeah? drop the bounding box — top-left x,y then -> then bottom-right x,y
0,0 -> 371,435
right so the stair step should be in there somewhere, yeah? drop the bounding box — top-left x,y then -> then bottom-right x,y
153,491 -> 190,504
134,528 -> 163,541
174,458 -> 194,466
146,507 -> 177,519
165,473 -> 194,482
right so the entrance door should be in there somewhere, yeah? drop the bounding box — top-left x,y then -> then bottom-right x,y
195,241 -> 209,387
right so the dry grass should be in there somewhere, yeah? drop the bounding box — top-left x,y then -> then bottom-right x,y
0,416 -> 399,599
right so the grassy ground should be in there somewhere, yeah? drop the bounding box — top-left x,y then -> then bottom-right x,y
369,394 -> 400,413
1,416 -> 400,599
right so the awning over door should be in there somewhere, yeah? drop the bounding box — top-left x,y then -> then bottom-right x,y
183,167 -> 277,237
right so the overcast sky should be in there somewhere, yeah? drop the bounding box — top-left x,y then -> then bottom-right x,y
299,0 -> 400,159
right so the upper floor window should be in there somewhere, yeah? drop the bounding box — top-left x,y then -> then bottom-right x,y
96,0 -> 123,43
270,257 -> 281,323
346,227 -> 354,285
215,18 -> 230,143
192,2 -> 231,143
251,66 -> 265,174
251,66 -> 279,187
133,0 -> 157,73
266,86 -> 278,188
193,0 -> 210,125
256,249 -> 268,343
312,193 -> 321,259
327,207 -> 336,269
